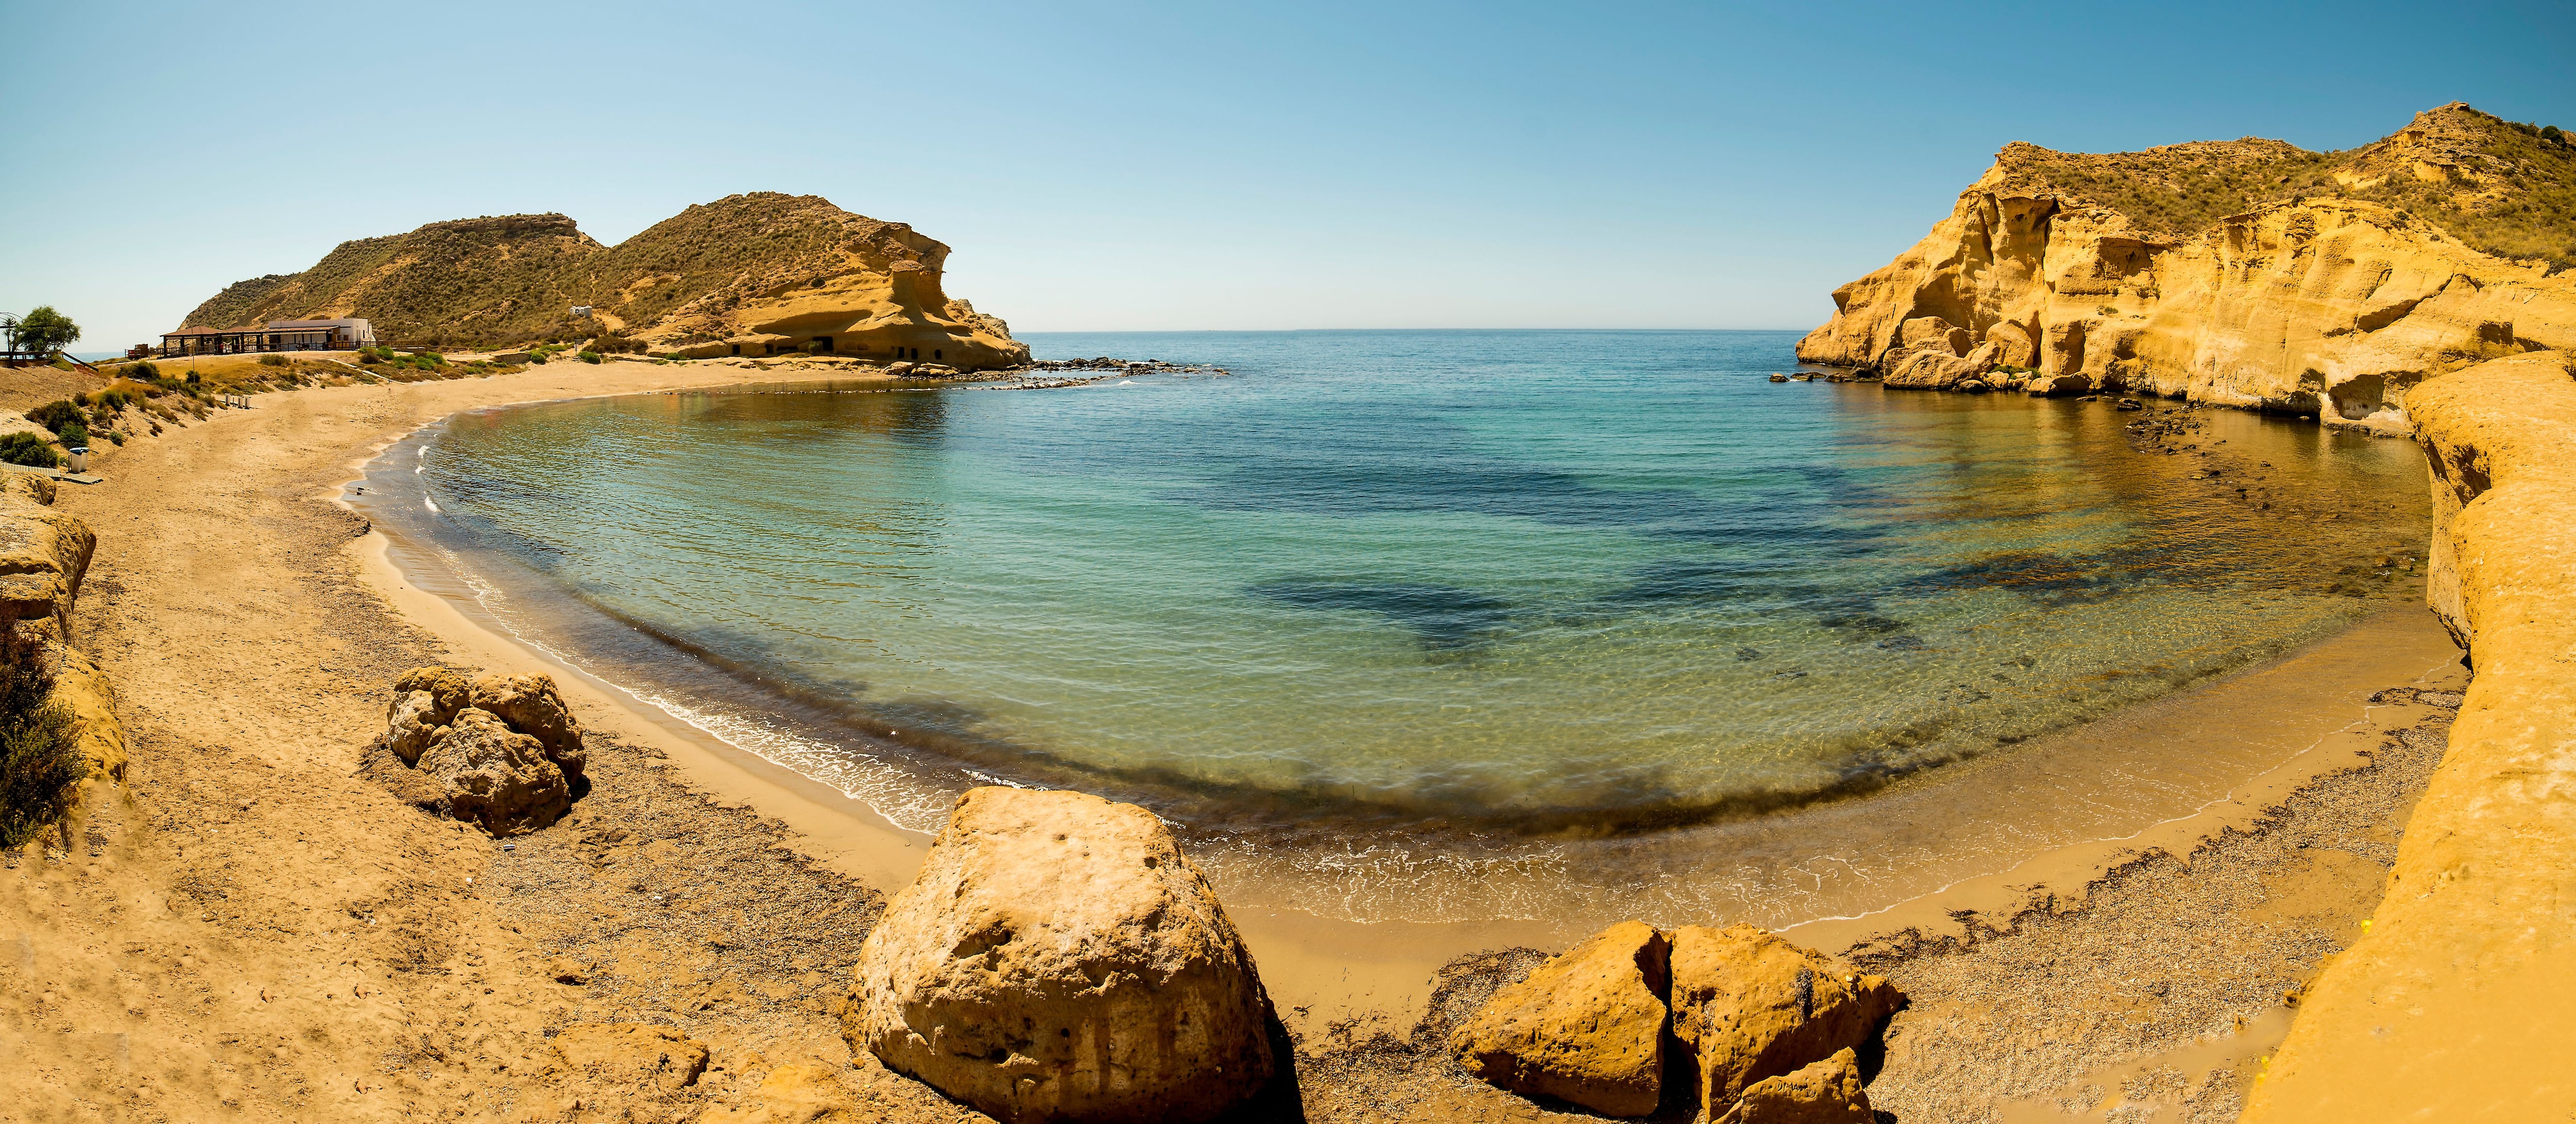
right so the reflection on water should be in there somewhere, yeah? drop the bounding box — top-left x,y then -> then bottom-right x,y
365,330 -> 2433,924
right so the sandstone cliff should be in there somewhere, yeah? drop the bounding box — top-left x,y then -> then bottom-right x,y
180,194 -> 1029,369
2243,350 -> 2576,1122
1800,104 -> 2576,429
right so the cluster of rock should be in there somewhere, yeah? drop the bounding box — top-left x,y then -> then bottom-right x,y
1449,919 -> 1901,1120
380,667 -> 586,836
1024,357 -> 1228,376
845,786 -> 1276,1124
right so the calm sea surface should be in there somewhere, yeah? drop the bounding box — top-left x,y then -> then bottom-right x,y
368,330 -> 2431,922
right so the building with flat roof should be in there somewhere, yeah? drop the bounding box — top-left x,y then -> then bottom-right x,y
160,318 -> 376,357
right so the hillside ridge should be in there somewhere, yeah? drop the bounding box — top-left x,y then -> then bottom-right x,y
179,194 -> 1026,369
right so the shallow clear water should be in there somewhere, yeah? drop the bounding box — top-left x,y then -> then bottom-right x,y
372,330 -> 2430,918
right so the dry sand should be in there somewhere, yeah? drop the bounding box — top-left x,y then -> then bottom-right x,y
2,359 -> 2465,1122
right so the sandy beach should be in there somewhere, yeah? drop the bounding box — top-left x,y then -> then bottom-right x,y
4,359 -> 2468,1122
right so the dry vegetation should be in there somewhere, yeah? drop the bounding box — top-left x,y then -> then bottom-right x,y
2002,103 -> 2576,269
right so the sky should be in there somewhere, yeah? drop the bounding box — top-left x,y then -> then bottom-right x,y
6,1 -> 2572,351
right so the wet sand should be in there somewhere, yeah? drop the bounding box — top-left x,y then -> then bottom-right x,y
7,357 -> 2463,1121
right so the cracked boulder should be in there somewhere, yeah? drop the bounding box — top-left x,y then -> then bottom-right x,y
1670,924 -> 1902,1118
1449,918 -> 1672,1116
1715,1047 -> 1872,1123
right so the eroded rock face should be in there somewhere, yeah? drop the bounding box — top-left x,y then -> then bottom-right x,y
1668,924 -> 1902,1116
548,1023 -> 708,1092
385,690 -> 445,765
469,674 -> 585,782
415,708 -> 570,836
0,480 -> 95,640
1714,1048 -> 1872,1123
394,666 -> 475,719
1799,106 -> 2576,430
846,786 -> 1275,1124
1449,919 -> 1671,1117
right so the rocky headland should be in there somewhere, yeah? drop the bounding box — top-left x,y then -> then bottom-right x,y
1799,99 -> 2576,1121
180,193 -> 1031,369
1799,104 -> 2576,431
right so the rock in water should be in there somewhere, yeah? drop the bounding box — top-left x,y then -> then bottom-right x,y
1448,919 -> 1671,1117
847,787 -> 1275,1123
1668,924 -> 1901,1116
1714,1048 -> 1872,1123
415,708 -> 571,836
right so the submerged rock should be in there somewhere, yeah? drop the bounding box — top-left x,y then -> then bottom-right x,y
847,786 -> 1276,1123
1715,1047 -> 1872,1123
1669,924 -> 1902,1116
1450,919 -> 1671,1117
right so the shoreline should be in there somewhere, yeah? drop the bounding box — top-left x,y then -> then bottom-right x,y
345,363 -> 2458,1036
12,355 -> 2468,1121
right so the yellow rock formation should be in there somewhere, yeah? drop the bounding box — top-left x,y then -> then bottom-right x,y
1801,107 -> 2576,431
2244,350 -> 2576,1122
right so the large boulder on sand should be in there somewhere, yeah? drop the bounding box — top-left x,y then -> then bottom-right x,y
1669,924 -> 1902,1116
1449,919 -> 1671,1117
846,786 -> 1275,1123
415,708 -> 571,836
389,667 -> 585,780
469,673 -> 586,782
1715,1048 -> 1872,1123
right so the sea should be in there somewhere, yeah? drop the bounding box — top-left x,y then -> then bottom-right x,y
359,330 -> 2433,926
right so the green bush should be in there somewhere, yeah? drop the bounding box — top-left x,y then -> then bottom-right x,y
0,433 -> 59,468
258,353 -> 289,367
0,623 -> 83,849
129,361 -> 159,380
26,401 -> 80,434
184,370 -> 201,386
59,422 -> 87,449
577,351 -> 602,364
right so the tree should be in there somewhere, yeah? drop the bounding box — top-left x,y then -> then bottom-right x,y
12,307 -> 79,357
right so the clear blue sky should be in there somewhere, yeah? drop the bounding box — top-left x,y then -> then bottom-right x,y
6,1 -> 2571,351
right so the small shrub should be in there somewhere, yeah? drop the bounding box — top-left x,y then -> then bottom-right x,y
358,351 -> 380,365
129,361 -> 159,380
59,422 -> 87,449
258,353 -> 289,367
0,433 -> 60,468
0,623 -> 83,849
26,401 -> 80,434
577,351 -> 602,364
103,431 -> 124,446
2097,304 -> 2120,316
184,370 -> 201,386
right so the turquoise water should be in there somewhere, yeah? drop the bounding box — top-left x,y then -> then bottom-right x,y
371,330 -> 2429,918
